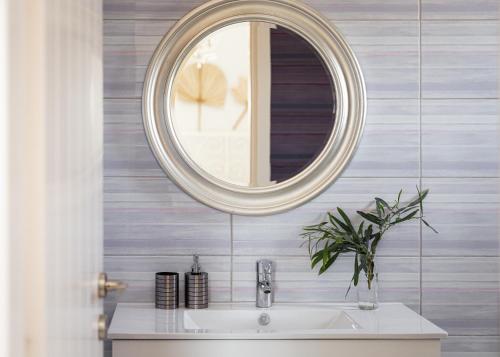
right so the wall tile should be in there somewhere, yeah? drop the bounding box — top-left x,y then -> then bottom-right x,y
104,177 -> 231,255
422,21 -> 499,98
442,336 -> 500,357
233,256 -> 420,311
422,178 -> 500,257
422,124 -> 500,177
104,98 -> 142,124
422,99 -> 500,177
103,0 -> 419,20
422,0 -> 500,20
311,0 -> 420,20
104,20 -> 175,44
424,178 -> 500,204
422,257 -> 500,335
336,21 -> 419,99
343,99 -> 420,177
422,204 -> 500,257
422,99 -> 500,125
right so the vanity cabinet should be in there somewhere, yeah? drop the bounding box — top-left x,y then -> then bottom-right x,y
108,303 -> 447,357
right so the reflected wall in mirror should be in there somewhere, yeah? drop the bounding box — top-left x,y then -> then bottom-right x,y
171,22 -> 336,188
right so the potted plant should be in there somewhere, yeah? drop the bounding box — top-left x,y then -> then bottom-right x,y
301,188 -> 437,310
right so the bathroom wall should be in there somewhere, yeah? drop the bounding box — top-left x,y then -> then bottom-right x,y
103,1 -> 500,356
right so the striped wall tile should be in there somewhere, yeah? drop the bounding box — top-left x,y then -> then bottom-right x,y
104,177 -> 231,255
343,98 -> 420,177
104,200 -> 230,254
422,204 -> 500,257
422,124 -> 500,177
103,0 -> 419,20
367,99 -> 420,125
442,336 -> 500,357
336,21 -> 419,99
424,178 -> 500,204
343,122 -> 420,177
104,98 -> 165,176
233,256 -> 420,311
422,257 -> 500,335
422,21 -> 500,98
422,99 -> 500,178
233,178 -> 421,257
422,99 -> 500,125
104,255 -> 232,303
422,178 -> 500,256
104,20 -> 175,44
422,0 -> 500,20
315,0 -> 419,20
104,98 -> 141,124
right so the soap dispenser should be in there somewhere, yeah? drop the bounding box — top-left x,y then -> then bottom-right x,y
185,255 -> 208,309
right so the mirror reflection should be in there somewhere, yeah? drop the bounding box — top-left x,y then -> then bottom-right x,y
171,22 -> 336,188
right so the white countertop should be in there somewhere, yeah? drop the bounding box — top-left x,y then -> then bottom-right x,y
108,302 -> 447,340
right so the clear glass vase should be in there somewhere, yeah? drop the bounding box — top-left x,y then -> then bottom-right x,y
356,270 -> 379,310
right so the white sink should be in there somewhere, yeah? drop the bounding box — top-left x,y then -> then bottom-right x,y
109,303 -> 448,357
183,308 -> 359,331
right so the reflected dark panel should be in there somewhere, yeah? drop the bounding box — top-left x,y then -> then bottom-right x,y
270,27 -> 336,182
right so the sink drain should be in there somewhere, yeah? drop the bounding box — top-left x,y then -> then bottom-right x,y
258,313 -> 271,326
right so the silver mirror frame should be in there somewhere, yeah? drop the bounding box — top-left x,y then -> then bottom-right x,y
143,0 -> 366,215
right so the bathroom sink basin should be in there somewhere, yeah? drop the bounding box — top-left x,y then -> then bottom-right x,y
183,308 -> 359,331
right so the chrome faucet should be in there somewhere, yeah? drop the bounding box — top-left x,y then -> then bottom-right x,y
256,259 -> 273,308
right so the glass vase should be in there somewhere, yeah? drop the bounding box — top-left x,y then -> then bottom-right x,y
356,270 -> 379,310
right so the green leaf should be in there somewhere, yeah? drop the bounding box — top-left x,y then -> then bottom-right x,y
422,218 -> 439,234
337,208 -> 355,232
417,186 -> 424,215
392,209 -> 419,225
353,254 -> 359,286
361,254 -> 368,271
322,243 -> 330,265
329,214 -> 351,233
364,224 -> 373,242
406,188 -> 429,208
370,232 -> 382,255
327,213 -> 340,229
357,221 -> 365,238
357,210 -> 383,226
375,197 -> 390,210
337,208 -> 361,243
319,252 -> 340,275
311,253 -> 323,269
397,189 -> 403,204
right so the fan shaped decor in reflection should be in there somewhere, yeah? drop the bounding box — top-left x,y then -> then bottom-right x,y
231,77 -> 249,130
175,63 -> 228,131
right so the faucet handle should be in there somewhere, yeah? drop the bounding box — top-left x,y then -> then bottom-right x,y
264,263 -> 272,274
257,259 -> 273,276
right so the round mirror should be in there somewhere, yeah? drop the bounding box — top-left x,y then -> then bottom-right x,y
143,0 -> 366,215
170,22 -> 336,188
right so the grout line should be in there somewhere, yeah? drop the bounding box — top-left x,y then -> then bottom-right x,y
418,0 -> 424,316
102,254 -> 500,259
102,17 -> 500,22
230,214 -> 234,303
103,97 -> 500,101
102,175 -> 500,179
